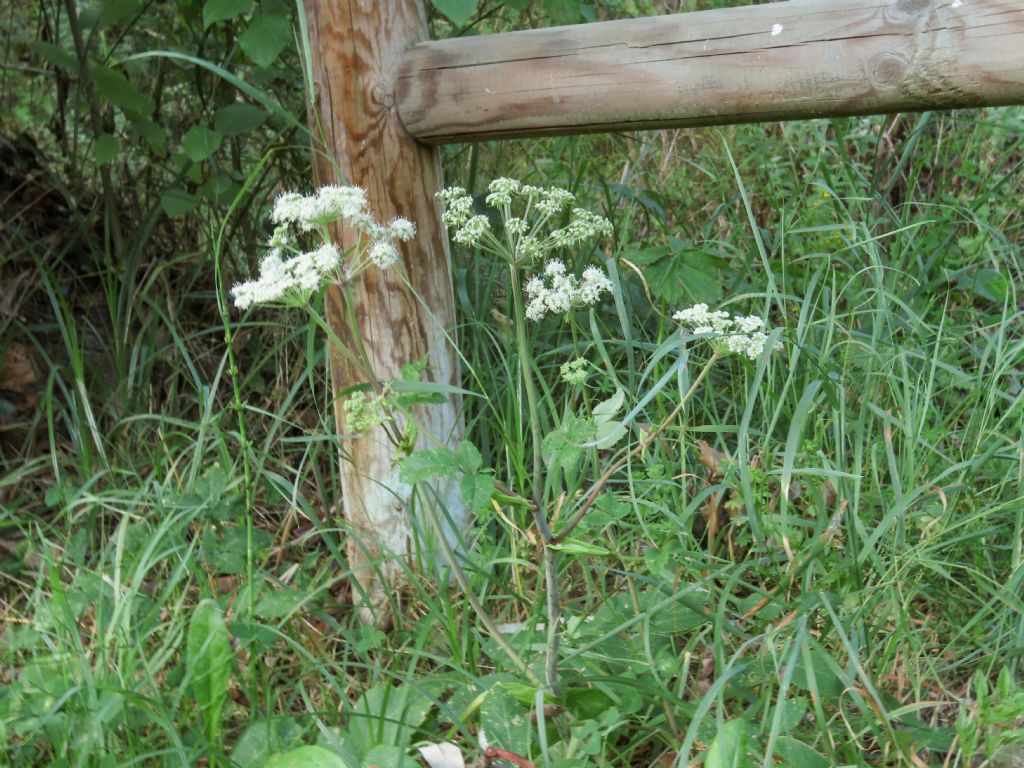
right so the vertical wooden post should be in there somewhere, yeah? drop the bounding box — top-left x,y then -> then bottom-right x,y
303,0 -> 466,624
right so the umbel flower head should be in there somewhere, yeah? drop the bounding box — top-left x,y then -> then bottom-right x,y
673,303 -> 782,359
524,259 -> 614,321
436,178 -> 613,263
231,186 -> 416,309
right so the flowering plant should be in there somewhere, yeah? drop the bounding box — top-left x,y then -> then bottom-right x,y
230,185 -> 414,310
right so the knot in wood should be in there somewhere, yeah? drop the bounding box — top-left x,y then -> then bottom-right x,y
369,79 -> 395,110
868,52 -> 910,90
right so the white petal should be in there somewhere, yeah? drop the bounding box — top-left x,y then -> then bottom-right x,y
418,742 -> 466,768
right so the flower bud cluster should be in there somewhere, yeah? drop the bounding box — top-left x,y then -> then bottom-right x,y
436,178 -> 613,263
673,303 -> 781,359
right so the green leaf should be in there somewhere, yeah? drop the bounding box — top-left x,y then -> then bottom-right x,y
548,539 -> 610,556
264,746 -> 348,768
94,134 -> 119,165
455,440 -> 482,472
91,64 -> 153,114
705,719 -> 748,768
773,736 -> 828,768
479,687 -> 531,755
544,0 -> 583,24
240,13 -> 292,68
182,126 -> 222,162
232,718 -> 307,768
592,388 -> 624,424
204,0 -> 252,28
432,0 -> 477,25
160,188 -> 199,218
29,42 -> 78,74
214,102 -> 268,136
460,472 -> 495,516
98,0 -> 142,26
541,413 -> 595,478
564,688 -> 614,721
186,599 -> 233,742
347,683 -> 433,756
255,587 -> 306,619
127,115 -> 166,152
398,447 -> 460,484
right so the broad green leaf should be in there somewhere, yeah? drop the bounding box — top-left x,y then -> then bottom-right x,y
204,0 -> 252,28
347,683 -> 433,757
240,13 -> 292,68
705,719 -> 748,768
95,134 -> 119,165
432,0 -> 477,26
160,188 -> 199,218
186,599 -> 233,741
455,440 -> 482,472
459,472 -> 494,516
98,0 -> 142,26
29,42 -> 78,74
564,688 -> 613,721
544,0 -> 583,24
127,115 -> 166,152
182,126 -> 222,162
255,587 -> 306,619
592,389 -> 624,424
231,718 -> 307,768
214,102 -> 268,136
398,447 -> 460,484
479,687 -> 531,756
548,539 -> 610,556
774,736 -> 828,768
91,64 -> 153,114
363,744 -> 414,767
264,746 -> 347,768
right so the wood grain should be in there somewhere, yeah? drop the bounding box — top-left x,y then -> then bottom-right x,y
397,0 -> 1024,143
303,0 -> 466,625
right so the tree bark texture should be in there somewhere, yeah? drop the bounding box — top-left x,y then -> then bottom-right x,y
303,0 -> 466,625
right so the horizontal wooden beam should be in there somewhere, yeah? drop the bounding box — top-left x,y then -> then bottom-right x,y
396,0 -> 1024,144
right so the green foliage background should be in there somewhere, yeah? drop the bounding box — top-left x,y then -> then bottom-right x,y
2,0 -> 1023,767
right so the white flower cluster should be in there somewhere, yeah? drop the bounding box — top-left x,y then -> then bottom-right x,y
436,178 -> 613,262
560,357 -> 590,386
231,243 -> 341,310
232,186 -> 417,309
524,260 -> 613,321
673,303 -> 781,359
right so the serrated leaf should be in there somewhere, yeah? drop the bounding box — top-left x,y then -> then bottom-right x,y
204,0 -> 252,28
705,719 -> 748,768
541,413 -> 595,477
214,102 -> 268,136
182,126 -> 222,162
398,447 -> 460,484
91,64 -> 153,114
592,388 -> 625,424
455,440 -> 482,472
460,472 -> 494,515
160,188 -> 199,218
29,42 -> 78,74
240,13 -> 292,68
186,599 -> 233,742
264,746 -> 347,768
432,0 -> 477,25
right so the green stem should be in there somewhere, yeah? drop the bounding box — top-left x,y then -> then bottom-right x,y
509,262 -> 561,693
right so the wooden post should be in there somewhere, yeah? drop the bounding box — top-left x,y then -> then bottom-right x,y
303,0 -> 466,625
397,0 -> 1024,143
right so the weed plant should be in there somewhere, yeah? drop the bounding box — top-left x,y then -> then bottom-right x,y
2,1 -> 1024,767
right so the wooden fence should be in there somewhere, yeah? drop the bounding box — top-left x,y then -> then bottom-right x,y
302,0 -> 1024,623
